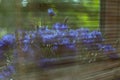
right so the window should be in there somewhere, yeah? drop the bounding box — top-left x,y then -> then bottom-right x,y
1,0 -> 120,80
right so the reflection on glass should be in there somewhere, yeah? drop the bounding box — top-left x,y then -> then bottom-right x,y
0,0 -> 119,80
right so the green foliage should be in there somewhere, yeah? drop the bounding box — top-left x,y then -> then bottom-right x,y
76,0 -> 100,30
0,0 -> 100,31
0,28 -> 8,39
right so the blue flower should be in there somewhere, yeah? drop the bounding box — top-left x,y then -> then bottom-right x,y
76,29 -> 105,51
80,33 -> 93,44
76,28 -> 89,34
52,23 -> 61,30
59,38 -> 70,45
0,73 -> 5,79
24,34 -> 31,41
79,32 -> 101,50
90,30 -> 104,43
23,39 -> 30,44
52,23 -> 68,31
2,34 -> 15,46
41,31 -> 57,44
52,45 -> 58,51
65,43 -> 76,52
22,44 -> 29,52
101,44 -> 119,59
0,40 -> 6,49
102,45 -> 116,52
48,8 -> 55,16
30,31 -> 37,40
2,65 -> 15,77
7,65 -> 15,73
68,29 -> 78,39
52,37 -> 76,55
61,24 -> 68,30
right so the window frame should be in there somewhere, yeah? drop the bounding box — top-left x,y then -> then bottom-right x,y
100,0 -> 120,46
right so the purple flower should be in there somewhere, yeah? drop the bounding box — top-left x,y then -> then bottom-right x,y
22,44 -> 29,52
102,45 -> 116,52
76,29 -> 105,51
0,40 -> 6,49
52,23 -> 68,31
59,38 -> 70,45
2,70 -> 11,77
78,32 -> 100,50
2,65 -> 15,77
80,32 -> 94,46
52,23 -> 61,30
68,29 -> 78,38
24,34 -> 31,41
65,43 -> 76,52
40,30 -> 57,44
101,44 -> 119,59
76,28 -> 89,34
23,39 -> 30,44
52,37 -> 76,55
48,8 -> 55,16
2,34 -> 15,46
42,34 -> 55,43
90,30 -> 104,43
61,24 -> 68,30
7,65 -> 15,73
0,73 -> 5,79
52,45 -> 58,50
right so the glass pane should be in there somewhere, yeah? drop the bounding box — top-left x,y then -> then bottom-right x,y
0,0 -> 120,80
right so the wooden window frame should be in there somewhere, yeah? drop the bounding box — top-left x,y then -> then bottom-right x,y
100,0 -> 120,46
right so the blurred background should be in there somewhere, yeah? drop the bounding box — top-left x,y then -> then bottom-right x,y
0,0 -> 100,36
